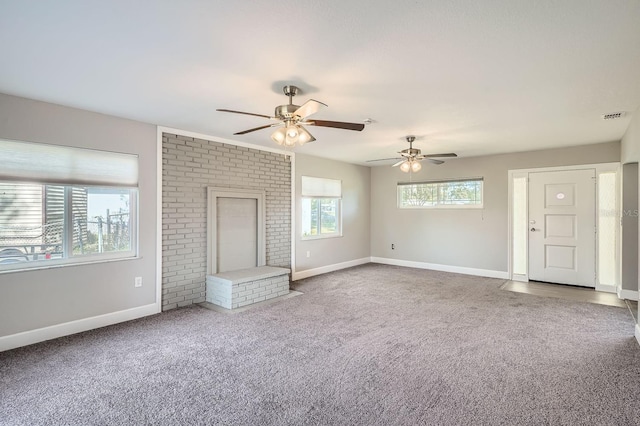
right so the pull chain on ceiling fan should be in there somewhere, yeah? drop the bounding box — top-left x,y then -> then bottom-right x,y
217,85 -> 365,147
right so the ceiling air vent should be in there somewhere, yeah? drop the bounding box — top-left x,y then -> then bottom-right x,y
601,111 -> 626,120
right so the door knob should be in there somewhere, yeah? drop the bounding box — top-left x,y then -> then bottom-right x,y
530,227 -> 537,232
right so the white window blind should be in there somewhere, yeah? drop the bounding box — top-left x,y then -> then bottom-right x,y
0,139 -> 139,187
301,176 -> 341,198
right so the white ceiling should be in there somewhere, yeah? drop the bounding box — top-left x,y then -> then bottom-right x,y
1,1 -> 639,165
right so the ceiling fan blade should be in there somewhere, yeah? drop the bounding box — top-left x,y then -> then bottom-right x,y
424,153 -> 458,158
392,160 -> 406,167
293,99 -> 327,119
366,157 -> 402,163
306,120 -> 365,131
216,109 -> 273,119
427,158 -> 445,165
233,124 -> 278,135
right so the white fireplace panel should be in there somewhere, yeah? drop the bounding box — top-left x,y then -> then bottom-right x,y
216,197 -> 257,273
207,187 -> 266,275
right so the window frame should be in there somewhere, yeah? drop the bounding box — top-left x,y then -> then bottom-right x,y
300,175 -> 343,241
397,178 -> 484,209
301,196 -> 342,240
0,183 -> 138,273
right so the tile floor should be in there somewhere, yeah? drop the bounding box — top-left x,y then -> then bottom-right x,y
501,280 -> 629,308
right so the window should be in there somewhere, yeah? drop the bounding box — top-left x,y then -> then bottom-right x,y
511,175 -> 527,276
0,139 -> 138,271
301,176 -> 342,239
397,178 -> 483,208
597,171 -> 618,286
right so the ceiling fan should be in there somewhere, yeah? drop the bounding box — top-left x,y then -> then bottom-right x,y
367,136 -> 457,173
217,85 -> 365,147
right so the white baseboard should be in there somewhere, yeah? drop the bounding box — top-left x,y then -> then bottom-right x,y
0,303 -> 159,352
292,257 -> 371,281
596,284 -> 617,294
511,274 -> 529,283
636,324 -> 640,347
370,257 -> 509,280
617,288 -> 639,301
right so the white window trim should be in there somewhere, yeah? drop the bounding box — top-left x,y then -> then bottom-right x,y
0,186 -> 138,274
301,196 -> 343,240
397,178 -> 484,209
0,255 -> 142,275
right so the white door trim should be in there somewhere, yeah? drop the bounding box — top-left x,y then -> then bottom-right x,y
206,187 -> 266,275
508,162 -> 620,293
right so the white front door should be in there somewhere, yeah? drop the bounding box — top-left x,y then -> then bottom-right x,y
528,169 -> 596,287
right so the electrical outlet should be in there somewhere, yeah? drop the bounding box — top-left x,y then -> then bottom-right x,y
391,244 -> 395,250
134,277 -> 143,288
306,251 -> 311,258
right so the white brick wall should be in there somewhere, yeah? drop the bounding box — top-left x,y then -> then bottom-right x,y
162,133 -> 291,310
206,271 -> 290,309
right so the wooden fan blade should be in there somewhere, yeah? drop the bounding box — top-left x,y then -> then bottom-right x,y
392,160 -> 406,167
294,99 -> 327,119
233,124 -> 277,135
217,109 -> 273,119
306,120 -> 365,131
427,158 -> 445,165
366,157 -> 402,163
424,153 -> 457,158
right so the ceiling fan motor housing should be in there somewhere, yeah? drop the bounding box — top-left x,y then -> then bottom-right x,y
400,148 -> 421,157
274,104 -> 300,120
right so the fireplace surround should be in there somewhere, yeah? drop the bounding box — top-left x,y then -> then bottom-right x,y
206,186 -> 289,309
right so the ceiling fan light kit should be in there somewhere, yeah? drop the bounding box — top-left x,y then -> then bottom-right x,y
270,127 -> 287,145
218,85 -> 364,148
271,123 -> 315,147
399,158 -> 422,173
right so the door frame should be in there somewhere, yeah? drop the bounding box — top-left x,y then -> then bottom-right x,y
507,162 -> 620,293
206,187 -> 266,275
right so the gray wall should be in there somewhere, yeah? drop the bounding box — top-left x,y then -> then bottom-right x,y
620,107 -> 640,325
370,142 -> 620,273
0,93 -> 158,337
162,133 -> 291,310
621,111 -> 640,164
621,163 -> 638,293
295,153 -> 371,273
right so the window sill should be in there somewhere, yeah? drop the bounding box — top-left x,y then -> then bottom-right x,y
0,255 -> 141,275
301,234 -> 343,241
398,204 -> 484,210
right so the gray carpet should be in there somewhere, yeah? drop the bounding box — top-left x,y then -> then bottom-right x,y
1,264 -> 639,425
